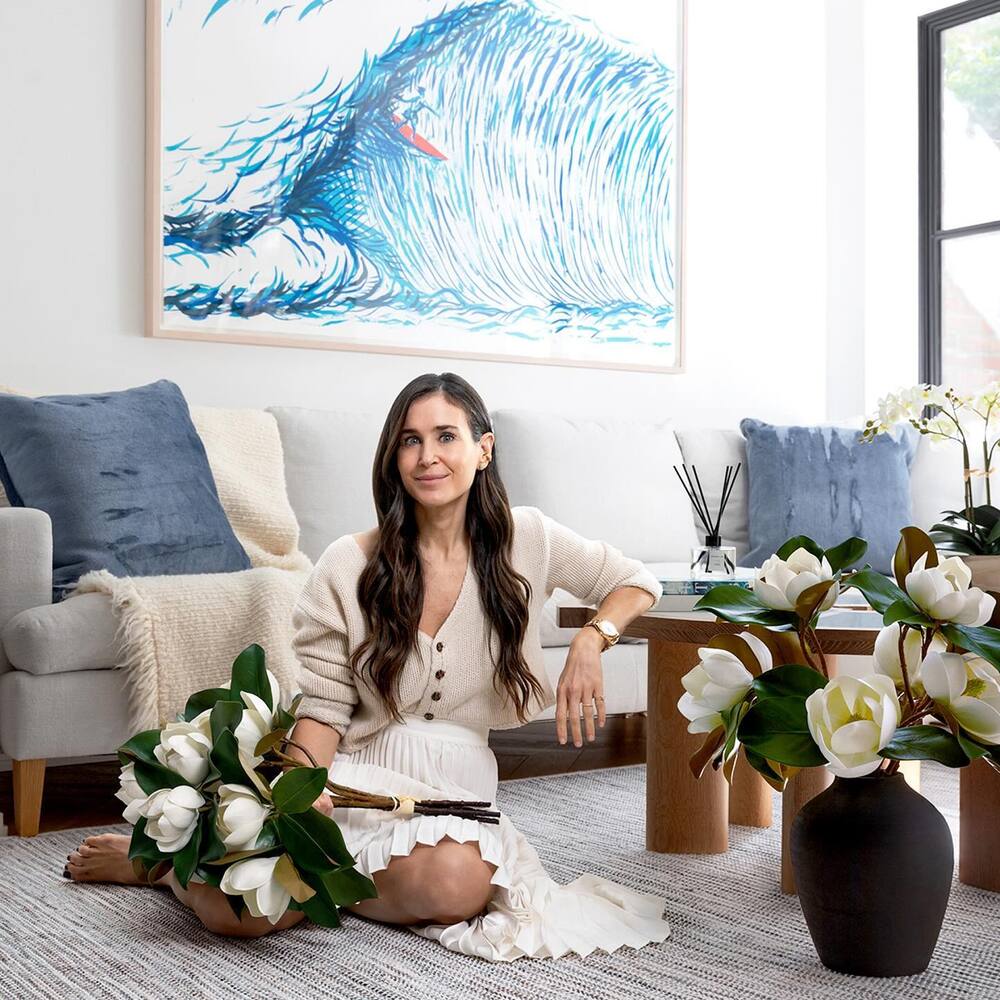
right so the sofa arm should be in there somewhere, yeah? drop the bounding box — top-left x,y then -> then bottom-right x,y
0,508 -> 52,674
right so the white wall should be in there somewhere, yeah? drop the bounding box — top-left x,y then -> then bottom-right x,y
0,0 -> 829,427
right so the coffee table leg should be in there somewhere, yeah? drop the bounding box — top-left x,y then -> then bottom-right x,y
960,759 -> 1000,892
646,638 -> 728,853
729,754 -> 773,828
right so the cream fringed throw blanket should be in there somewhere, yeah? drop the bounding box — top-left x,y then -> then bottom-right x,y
70,407 -> 313,734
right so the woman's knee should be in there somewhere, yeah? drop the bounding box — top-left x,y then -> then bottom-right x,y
417,842 -> 497,923
186,881 -> 305,938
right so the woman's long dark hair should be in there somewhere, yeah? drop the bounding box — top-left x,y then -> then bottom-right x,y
349,372 -> 546,725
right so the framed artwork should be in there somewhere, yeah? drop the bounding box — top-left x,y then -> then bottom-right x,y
146,0 -> 685,372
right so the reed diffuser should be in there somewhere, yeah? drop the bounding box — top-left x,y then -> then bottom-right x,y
673,463 -> 741,578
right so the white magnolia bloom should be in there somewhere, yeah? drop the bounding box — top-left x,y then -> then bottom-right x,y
805,675 -> 902,778
233,670 -> 283,763
153,709 -> 214,785
904,552 -> 996,626
216,784 -> 271,852
872,623 -> 947,693
754,548 -> 838,615
219,854 -> 292,925
677,632 -> 773,734
114,763 -> 148,825
922,652 -> 1000,745
136,785 -> 205,853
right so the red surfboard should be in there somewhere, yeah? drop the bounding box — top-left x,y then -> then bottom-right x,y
391,113 -> 448,160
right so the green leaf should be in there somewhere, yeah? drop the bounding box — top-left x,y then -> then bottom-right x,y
201,806 -> 229,864
794,579 -> 839,623
299,891 -> 343,928
738,697 -> 827,767
849,569 -> 911,615
718,702 -> 746,766
183,687 -> 232,723
776,535 -> 825,561
693,586 -> 797,627
272,767 -> 329,815
127,817 -> 173,866
231,643 -> 272,712
879,725 -> 971,767
883,599 -> 935,627
210,729 -> 247,785
276,809 -> 355,871
752,664 -> 827,701
314,866 -> 379,906
743,746 -> 787,792
941,624 -> 1000,673
117,730 -> 163,768
172,821 -> 203,890
210,701 -> 245,743
133,759 -> 189,795
824,537 -> 868,573
194,864 -> 222,888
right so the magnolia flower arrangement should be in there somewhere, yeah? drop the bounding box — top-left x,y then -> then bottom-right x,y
678,529 -> 1000,785
863,382 -> 1000,555
116,644 -> 500,927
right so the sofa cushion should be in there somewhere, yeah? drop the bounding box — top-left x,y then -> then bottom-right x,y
1,593 -> 117,674
267,407 -> 381,562
740,418 -> 918,574
0,381 -> 251,601
492,409 -> 697,563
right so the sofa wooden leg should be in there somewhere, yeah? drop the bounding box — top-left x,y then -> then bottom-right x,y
12,758 -> 46,837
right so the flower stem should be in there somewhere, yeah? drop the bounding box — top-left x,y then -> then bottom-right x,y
897,625 -> 916,712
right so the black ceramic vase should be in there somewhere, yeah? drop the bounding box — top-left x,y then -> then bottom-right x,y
790,771 -> 953,977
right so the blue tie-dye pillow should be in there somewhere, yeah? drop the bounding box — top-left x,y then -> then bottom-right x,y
0,380 -> 251,601
740,418 -> 918,575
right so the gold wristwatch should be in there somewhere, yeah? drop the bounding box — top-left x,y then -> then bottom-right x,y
584,616 -> 620,651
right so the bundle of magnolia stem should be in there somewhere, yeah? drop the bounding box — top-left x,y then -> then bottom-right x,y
274,740 -> 501,824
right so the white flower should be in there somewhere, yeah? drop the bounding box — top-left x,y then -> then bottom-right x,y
136,785 -> 205,853
114,763 -> 148,825
872,623 -> 947,693
153,710 -> 214,785
219,854 -> 291,925
677,632 -> 773,734
216,784 -> 271,852
233,670 -> 283,763
753,548 -> 838,615
904,553 -> 996,626
922,652 -> 1000,745
805,675 -> 902,778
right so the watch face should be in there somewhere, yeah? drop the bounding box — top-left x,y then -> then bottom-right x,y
598,620 -> 617,637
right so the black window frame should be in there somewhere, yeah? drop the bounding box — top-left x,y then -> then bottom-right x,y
919,0 -> 1000,384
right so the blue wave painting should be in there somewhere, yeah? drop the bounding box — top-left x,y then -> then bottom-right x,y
157,0 -> 680,365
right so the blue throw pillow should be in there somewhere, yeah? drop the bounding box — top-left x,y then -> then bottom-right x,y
0,380 -> 251,600
740,418 -> 918,575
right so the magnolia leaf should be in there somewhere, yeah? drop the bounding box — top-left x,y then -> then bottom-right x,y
693,586 -> 796,627
313,866 -> 379,907
776,535 -> 825,561
272,767 -> 328,814
203,844 -> 277,866
794,579 -> 838,622
893,526 -> 938,589
274,853 -> 318,904
689,725 -> 726,780
824,537 -> 868,573
182,687 -> 232,723
752,664 -> 827,701
117,730 -> 163,768
254,729 -> 287,757
132,759 -> 189,795
879,725 -> 970,767
883,599 -> 935,628
940,624 -> 1000,673
238,747 -> 273,800
738,697 -> 827,767
231,643 -> 272,711
849,569 -> 912,615
707,634 -> 764,677
742,747 -> 787,793
722,750 -> 739,784
744,625 -> 807,668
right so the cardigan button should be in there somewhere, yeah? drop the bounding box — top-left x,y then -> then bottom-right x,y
436,641 -> 444,652
424,712 -> 434,720
431,691 -> 441,701
435,669 -> 445,679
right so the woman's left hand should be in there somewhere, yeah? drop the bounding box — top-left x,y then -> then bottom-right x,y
555,630 -> 606,747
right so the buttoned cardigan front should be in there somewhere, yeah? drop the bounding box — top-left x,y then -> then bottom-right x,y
291,504 -> 663,754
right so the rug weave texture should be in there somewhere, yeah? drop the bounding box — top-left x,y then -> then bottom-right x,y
0,763 -> 997,1000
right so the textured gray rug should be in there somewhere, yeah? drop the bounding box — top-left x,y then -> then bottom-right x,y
0,763 -> 997,1000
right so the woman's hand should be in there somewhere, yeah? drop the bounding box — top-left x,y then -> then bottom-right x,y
555,629 -> 607,747
312,791 -> 334,816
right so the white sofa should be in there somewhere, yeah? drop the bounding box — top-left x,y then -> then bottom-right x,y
0,406 -> 964,834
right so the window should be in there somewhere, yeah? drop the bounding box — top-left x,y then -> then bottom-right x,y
919,0 -> 1000,389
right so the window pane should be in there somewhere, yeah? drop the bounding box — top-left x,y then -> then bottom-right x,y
941,230 -> 1000,390
942,11 -> 1000,230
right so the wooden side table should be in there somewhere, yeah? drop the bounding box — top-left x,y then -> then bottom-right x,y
558,605 -> 1000,894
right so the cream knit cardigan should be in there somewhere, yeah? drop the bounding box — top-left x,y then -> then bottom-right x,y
292,505 -> 663,754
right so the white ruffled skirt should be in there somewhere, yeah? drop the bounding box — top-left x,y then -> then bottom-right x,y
329,713 -> 671,962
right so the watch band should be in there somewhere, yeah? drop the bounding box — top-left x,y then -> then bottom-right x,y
584,616 -> 619,650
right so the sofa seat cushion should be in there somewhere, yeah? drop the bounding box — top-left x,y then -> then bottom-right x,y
1,593 -> 117,674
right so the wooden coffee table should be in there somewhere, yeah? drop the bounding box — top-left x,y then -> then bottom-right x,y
558,603 -> 999,893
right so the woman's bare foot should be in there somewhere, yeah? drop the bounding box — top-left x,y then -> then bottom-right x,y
64,832 -> 147,885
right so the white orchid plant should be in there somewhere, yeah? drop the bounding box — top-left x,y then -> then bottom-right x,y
116,644 -> 500,927
863,381 -> 1000,555
678,529 -> 1000,787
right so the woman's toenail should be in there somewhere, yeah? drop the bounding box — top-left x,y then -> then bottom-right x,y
63,867 -> 71,879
